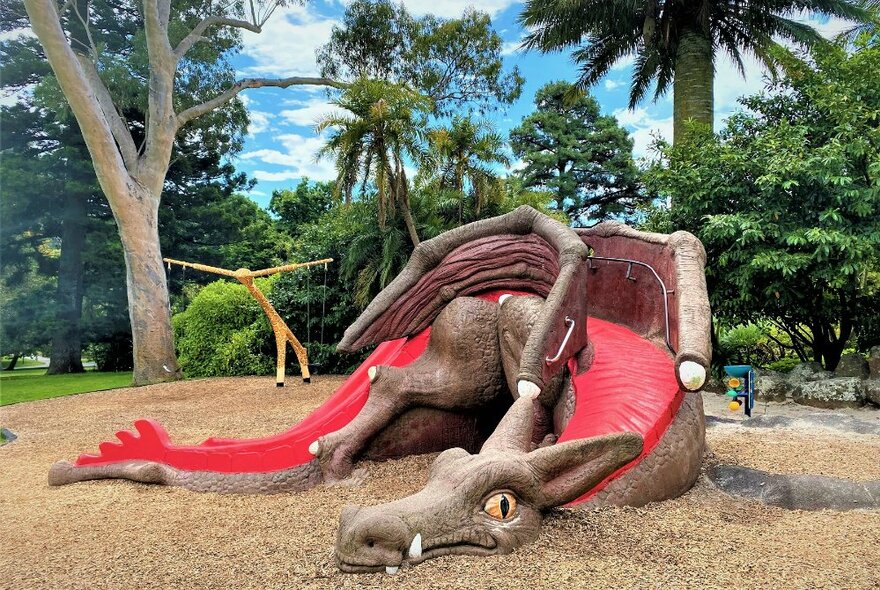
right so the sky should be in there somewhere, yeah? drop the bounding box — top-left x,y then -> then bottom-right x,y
216,2 -> 850,208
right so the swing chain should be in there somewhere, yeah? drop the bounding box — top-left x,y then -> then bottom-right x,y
320,263 -> 328,346
306,268 -> 311,345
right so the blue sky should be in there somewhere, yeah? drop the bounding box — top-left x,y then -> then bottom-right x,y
229,1 -> 851,209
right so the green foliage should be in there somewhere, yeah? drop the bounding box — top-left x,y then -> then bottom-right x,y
317,0 -> 523,116
269,179 -> 334,235
714,323 -> 794,371
510,81 -> 643,224
519,0 -> 871,109
765,357 -> 802,373
420,116 -> 510,224
645,42 -> 880,370
172,278 -> 276,378
317,78 -> 429,244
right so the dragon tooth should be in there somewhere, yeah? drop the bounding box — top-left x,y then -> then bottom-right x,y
308,440 -> 320,455
385,566 -> 399,575
408,533 -> 422,558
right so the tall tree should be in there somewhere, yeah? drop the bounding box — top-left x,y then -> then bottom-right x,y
0,101 -> 98,373
645,42 -> 880,369
3,2 -> 263,374
317,0 -> 523,116
422,116 -> 509,224
20,0 -> 340,384
317,79 -> 430,248
510,81 -> 642,223
519,0 -> 870,142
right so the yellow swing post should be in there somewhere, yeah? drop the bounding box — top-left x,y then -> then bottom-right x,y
164,257 -> 333,387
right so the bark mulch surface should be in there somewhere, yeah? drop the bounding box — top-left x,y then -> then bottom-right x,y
2,377 -> 878,589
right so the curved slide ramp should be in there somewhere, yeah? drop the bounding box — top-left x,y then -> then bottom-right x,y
67,303 -> 682,500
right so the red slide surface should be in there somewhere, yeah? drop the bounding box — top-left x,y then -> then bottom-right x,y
74,291 -> 518,473
563,318 -> 683,505
74,331 -> 431,472
75,295 -> 682,501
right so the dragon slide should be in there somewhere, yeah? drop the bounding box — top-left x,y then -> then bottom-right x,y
50,206 -> 713,570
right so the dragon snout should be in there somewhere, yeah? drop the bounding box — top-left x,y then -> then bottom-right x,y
336,504 -> 420,574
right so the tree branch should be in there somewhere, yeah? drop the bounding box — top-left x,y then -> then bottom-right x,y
142,0 -> 173,62
176,76 -> 345,127
22,0 -> 131,198
75,54 -> 139,170
174,15 -> 261,61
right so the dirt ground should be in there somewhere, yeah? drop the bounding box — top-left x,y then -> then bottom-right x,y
1,375 -> 879,590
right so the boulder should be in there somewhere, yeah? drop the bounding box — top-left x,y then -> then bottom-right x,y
868,346 -> 880,379
788,362 -> 833,382
755,373 -> 791,402
792,377 -> 865,409
865,380 -> 880,407
833,352 -> 869,379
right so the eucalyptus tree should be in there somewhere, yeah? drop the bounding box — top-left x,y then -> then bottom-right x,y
317,0 -> 523,116
317,79 -> 431,248
21,0 -> 340,384
519,0 -> 870,142
422,117 -> 510,224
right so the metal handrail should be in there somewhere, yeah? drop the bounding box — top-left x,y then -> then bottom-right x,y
545,316 -> 575,363
587,256 -> 676,354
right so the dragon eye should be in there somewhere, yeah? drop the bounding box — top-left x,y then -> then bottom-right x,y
483,492 -> 517,520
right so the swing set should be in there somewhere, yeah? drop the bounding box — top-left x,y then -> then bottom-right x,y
164,257 -> 332,387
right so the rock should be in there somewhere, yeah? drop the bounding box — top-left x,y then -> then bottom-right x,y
868,346 -> 880,379
708,465 -> 880,511
834,352 -> 869,379
792,377 -> 866,409
787,362 -> 832,382
755,373 -> 791,402
865,380 -> 880,407
0,428 -> 16,445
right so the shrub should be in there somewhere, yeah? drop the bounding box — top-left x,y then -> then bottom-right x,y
172,278 -> 275,377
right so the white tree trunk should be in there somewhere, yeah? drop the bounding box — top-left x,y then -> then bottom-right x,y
24,0 -> 338,385
114,185 -> 181,383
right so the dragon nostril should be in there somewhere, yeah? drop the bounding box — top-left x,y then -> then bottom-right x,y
366,539 -> 375,548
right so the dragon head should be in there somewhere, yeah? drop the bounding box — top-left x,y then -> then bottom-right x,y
335,396 -> 643,573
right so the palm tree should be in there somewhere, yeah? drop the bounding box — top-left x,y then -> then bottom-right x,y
422,117 -> 510,223
520,0 -> 870,142
317,79 -> 430,247
838,0 -> 880,43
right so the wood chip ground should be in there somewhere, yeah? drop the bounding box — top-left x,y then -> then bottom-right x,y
1,376 -> 878,589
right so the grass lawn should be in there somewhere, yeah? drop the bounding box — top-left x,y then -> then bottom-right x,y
0,369 -> 132,406
1,356 -> 45,370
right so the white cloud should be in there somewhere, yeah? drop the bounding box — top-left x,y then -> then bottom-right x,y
239,133 -> 337,182
0,92 -> 24,107
713,52 -> 767,120
247,110 -> 273,135
612,107 -> 673,159
611,54 -> 637,71
279,98 -> 345,127
603,79 -> 622,91
0,28 -> 33,42
239,5 -> 338,78
612,107 -> 649,128
794,13 -> 854,39
501,39 -> 523,56
397,0 -> 520,18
